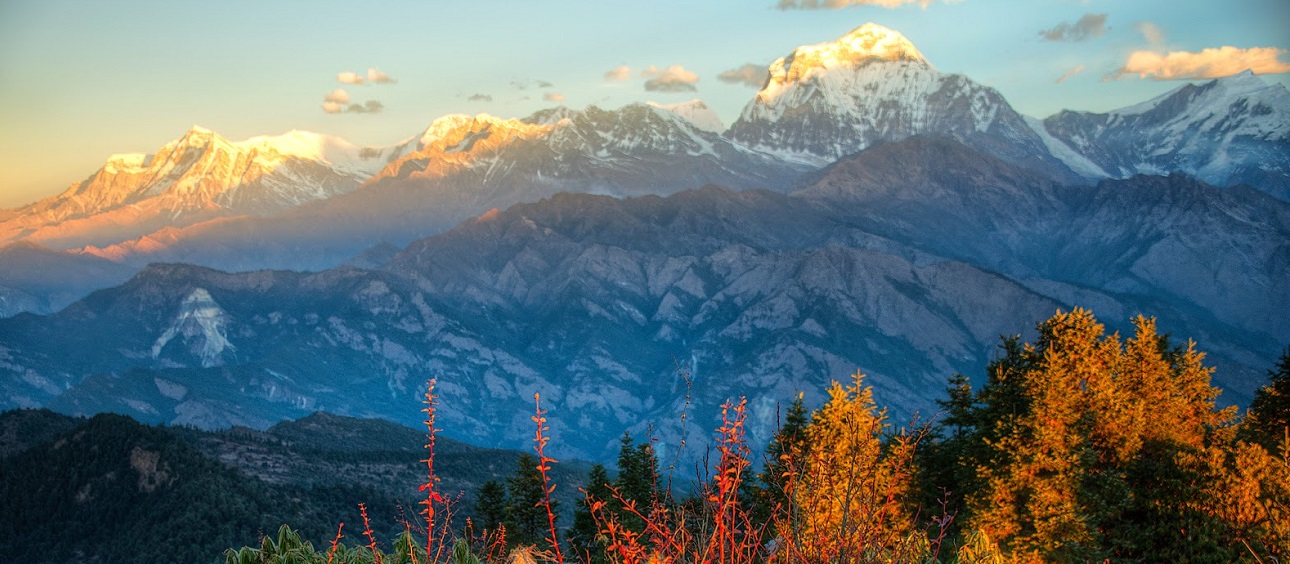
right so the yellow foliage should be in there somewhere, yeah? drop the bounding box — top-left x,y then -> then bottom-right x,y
777,372 -> 924,562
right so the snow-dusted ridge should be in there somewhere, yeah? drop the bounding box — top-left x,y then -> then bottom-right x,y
1034,70 -> 1290,195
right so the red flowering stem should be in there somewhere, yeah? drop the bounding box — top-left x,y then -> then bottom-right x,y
420,379 -> 441,564
532,392 -> 565,564
326,522 -> 343,564
359,502 -> 382,564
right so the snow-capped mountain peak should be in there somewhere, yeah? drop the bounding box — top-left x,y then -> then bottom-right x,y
647,100 -> 726,134
772,23 -> 927,84
727,23 -> 1071,179
0,125 -> 405,251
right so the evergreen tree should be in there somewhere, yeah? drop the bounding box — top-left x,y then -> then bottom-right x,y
505,453 -> 550,547
613,433 -> 658,533
953,310 -> 1243,561
754,392 -> 810,536
473,479 -> 507,533
567,463 -> 611,563
1243,346 -> 1290,451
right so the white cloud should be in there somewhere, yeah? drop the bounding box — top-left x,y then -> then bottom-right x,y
544,92 -> 566,102
776,0 -> 951,9
367,67 -> 396,84
1107,46 -> 1290,81
604,65 -> 631,82
467,93 -> 493,102
1056,65 -> 1086,83
643,65 -> 700,92
718,64 -> 770,88
337,71 -> 365,85
1039,14 -> 1108,42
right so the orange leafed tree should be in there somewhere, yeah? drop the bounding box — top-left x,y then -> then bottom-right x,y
773,372 -> 925,563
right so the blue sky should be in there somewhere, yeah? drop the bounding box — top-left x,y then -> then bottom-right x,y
1,0 -> 1287,207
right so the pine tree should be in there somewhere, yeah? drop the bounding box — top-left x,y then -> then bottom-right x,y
755,393 -> 810,536
613,433 -> 658,534
474,479 -> 507,534
955,310 -> 1243,561
506,453 -> 550,547
1243,346 -> 1290,451
568,464 -> 611,563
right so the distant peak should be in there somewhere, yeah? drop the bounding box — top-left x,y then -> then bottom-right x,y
1211,69 -> 1273,92
173,124 -> 222,148
771,23 -> 928,84
648,99 -> 726,133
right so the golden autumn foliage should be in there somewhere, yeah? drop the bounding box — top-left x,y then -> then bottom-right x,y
950,309 -> 1285,562
773,373 -> 925,563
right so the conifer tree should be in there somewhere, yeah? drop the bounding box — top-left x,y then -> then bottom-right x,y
474,479 -> 507,534
1244,346 -> 1290,451
613,433 -> 658,534
954,310 -> 1243,561
568,464 -> 611,563
755,393 -> 810,536
505,453 -> 550,547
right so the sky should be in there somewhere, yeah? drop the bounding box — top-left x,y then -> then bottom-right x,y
0,0 -> 1287,208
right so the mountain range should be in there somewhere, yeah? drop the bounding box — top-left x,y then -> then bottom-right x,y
2,24 -> 1287,317
0,23 -> 1286,463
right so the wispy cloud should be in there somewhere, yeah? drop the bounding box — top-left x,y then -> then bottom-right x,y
1136,21 -> 1165,49
776,0 -> 952,9
604,65 -> 631,82
718,64 -> 770,88
510,79 -> 553,90
338,68 -> 396,85
321,88 -> 384,114
1039,13 -> 1107,42
1056,65 -> 1086,83
367,67 -> 396,84
467,93 -> 493,102
642,65 -> 700,92
1106,46 -> 1290,81
345,100 -> 384,113
544,92 -> 566,102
